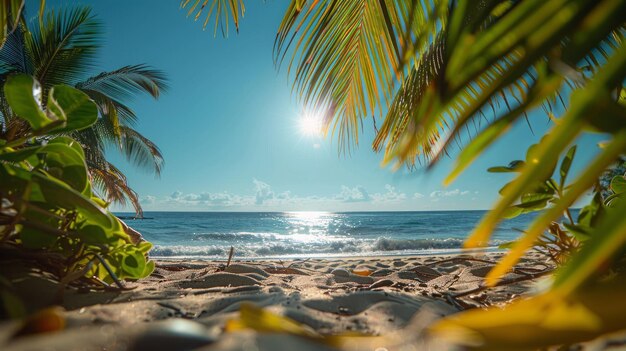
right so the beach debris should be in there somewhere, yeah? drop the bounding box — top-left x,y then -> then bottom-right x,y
130,319 -> 216,351
352,266 -> 373,276
226,303 -> 331,342
226,246 -> 234,268
12,307 -> 66,338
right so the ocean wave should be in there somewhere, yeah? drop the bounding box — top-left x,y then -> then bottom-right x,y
150,236 -> 502,258
373,237 -> 465,251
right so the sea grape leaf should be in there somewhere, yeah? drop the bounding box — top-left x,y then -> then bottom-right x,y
140,260 -> 155,278
46,85 -> 98,133
28,170 -> 113,229
578,192 -> 605,228
3,74 -> 54,130
39,143 -> 88,193
122,251 -> 146,277
0,146 -> 41,163
48,136 -> 85,159
136,241 -> 153,254
19,227 -> 57,249
76,224 -> 115,246
610,175 -> 626,194
604,193 -> 623,208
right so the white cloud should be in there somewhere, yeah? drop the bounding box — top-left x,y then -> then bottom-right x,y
253,179 -> 274,205
430,189 -> 471,198
372,184 -> 406,203
130,182 -> 455,211
140,195 -> 156,204
337,185 -> 370,202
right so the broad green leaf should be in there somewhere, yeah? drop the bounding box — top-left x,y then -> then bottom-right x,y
19,227 -> 57,249
121,250 -> 146,277
610,175 -> 626,194
48,136 -> 85,159
520,191 -> 554,204
4,74 -> 54,130
502,206 -> 524,219
139,260 -> 155,279
76,224 -> 115,245
0,145 -> 41,163
604,192 -> 623,207
27,170 -> 113,229
578,192 -> 605,227
39,143 -> 89,193
46,85 -> 98,133
559,145 -> 576,188
487,160 -> 525,173
136,241 -> 152,254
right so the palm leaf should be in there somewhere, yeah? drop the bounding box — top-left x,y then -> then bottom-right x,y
76,64 -> 168,101
275,0 -> 415,150
118,126 -> 164,176
0,0 -> 24,49
26,6 -> 101,92
90,162 -> 144,219
180,0 -> 246,37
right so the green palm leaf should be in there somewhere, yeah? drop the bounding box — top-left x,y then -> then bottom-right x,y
76,64 -> 168,101
26,6 -> 101,91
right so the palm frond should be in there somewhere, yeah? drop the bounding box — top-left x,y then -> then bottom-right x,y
90,161 -> 143,218
76,64 -> 168,101
26,5 -> 101,91
275,0 -> 421,150
82,89 -> 140,126
0,23 -> 31,75
118,125 -> 164,176
0,0 -> 25,48
180,0 -> 246,37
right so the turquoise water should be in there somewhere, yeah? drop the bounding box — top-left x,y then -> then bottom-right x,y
115,210 -> 548,259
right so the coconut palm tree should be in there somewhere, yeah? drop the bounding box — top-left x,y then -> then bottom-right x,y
0,6 -> 167,217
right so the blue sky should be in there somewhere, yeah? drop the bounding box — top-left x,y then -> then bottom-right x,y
43,0 -> 607,212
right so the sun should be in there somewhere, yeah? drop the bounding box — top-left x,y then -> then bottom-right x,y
298,112 -> 323,137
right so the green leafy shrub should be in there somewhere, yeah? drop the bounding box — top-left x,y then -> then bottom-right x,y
0,74 -> 154,296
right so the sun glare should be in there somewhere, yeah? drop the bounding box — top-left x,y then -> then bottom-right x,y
298,112 -> 323,137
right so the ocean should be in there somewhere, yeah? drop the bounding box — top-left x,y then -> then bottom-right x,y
116,210 -> 546,259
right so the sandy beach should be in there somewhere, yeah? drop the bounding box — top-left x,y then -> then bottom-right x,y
2,251 -> 591,351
